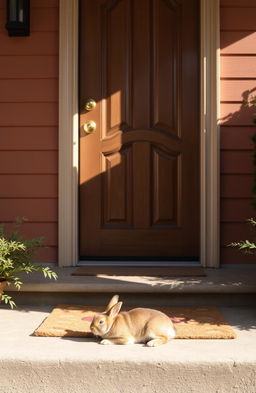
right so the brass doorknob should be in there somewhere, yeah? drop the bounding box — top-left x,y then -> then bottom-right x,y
85,98 -> 96,111
83,120 -> 96,134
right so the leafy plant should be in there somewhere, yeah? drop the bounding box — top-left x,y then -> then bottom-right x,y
0,218 -> 57,308
228,218 -> 256,255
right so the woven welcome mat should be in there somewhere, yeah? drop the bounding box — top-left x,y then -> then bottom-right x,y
33,304 -> 236,339
72,266 -> 206,277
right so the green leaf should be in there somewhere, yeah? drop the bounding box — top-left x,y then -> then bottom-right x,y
228,219 -> 256,255
1,293 -> 16,308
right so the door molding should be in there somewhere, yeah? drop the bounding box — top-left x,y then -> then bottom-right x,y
58,0 -> 220,267
200,0 -> 220,267
58,0 -> 79,267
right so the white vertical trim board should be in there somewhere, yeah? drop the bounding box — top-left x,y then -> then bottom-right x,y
200,0 -> 220,267
58,0 -> 220,267
58,0 -> 79,267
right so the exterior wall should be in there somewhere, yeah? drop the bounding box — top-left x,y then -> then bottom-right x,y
0,0 -> 59,263
1,0 -> 256,265
220,0 -> 256,263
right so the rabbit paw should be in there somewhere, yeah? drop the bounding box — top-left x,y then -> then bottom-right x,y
146,339 -> 162,347
100,339 -> 112,345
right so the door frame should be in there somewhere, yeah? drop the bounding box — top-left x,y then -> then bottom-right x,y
58,0 -> 220,268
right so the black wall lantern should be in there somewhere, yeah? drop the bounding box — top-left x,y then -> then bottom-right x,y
5,0 -> 30,37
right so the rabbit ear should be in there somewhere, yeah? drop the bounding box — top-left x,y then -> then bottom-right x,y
108,302 -> 123,318
105,295 -> 119,312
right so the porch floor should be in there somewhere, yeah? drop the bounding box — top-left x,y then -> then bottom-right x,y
8,265 -> 256,292
0,305 -> 255,393
6,266 -> 256,307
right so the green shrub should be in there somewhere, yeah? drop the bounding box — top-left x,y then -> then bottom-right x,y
228,218 -> 256,255
0,218 -> 57,308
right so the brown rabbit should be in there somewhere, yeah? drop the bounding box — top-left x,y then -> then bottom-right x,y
90,295 -> 176,346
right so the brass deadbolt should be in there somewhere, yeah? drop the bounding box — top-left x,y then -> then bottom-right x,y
85,98 -> 96,111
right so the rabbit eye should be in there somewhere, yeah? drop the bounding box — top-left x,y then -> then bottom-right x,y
99,320 -> 105,325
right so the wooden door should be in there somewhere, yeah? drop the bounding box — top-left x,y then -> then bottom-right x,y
79,0 -> 199,258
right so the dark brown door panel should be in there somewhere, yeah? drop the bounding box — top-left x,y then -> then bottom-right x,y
79,0 -> 200,258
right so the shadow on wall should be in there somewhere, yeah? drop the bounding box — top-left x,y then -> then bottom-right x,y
220,87 -> 256,126
220,85 -> 256,263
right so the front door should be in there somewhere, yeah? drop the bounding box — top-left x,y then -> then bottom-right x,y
79,0 -> 200,259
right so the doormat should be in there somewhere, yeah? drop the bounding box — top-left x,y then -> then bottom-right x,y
33,305 -> 236,339
72,266 -> 206,277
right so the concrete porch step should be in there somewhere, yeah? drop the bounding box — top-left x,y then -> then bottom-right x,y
5,266 -> 256,307
0,305 -> 255,393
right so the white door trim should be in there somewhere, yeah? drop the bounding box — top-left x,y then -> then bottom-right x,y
58,0 -> 220,267
200,0 -> 220,267
58,0 -> 79,267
